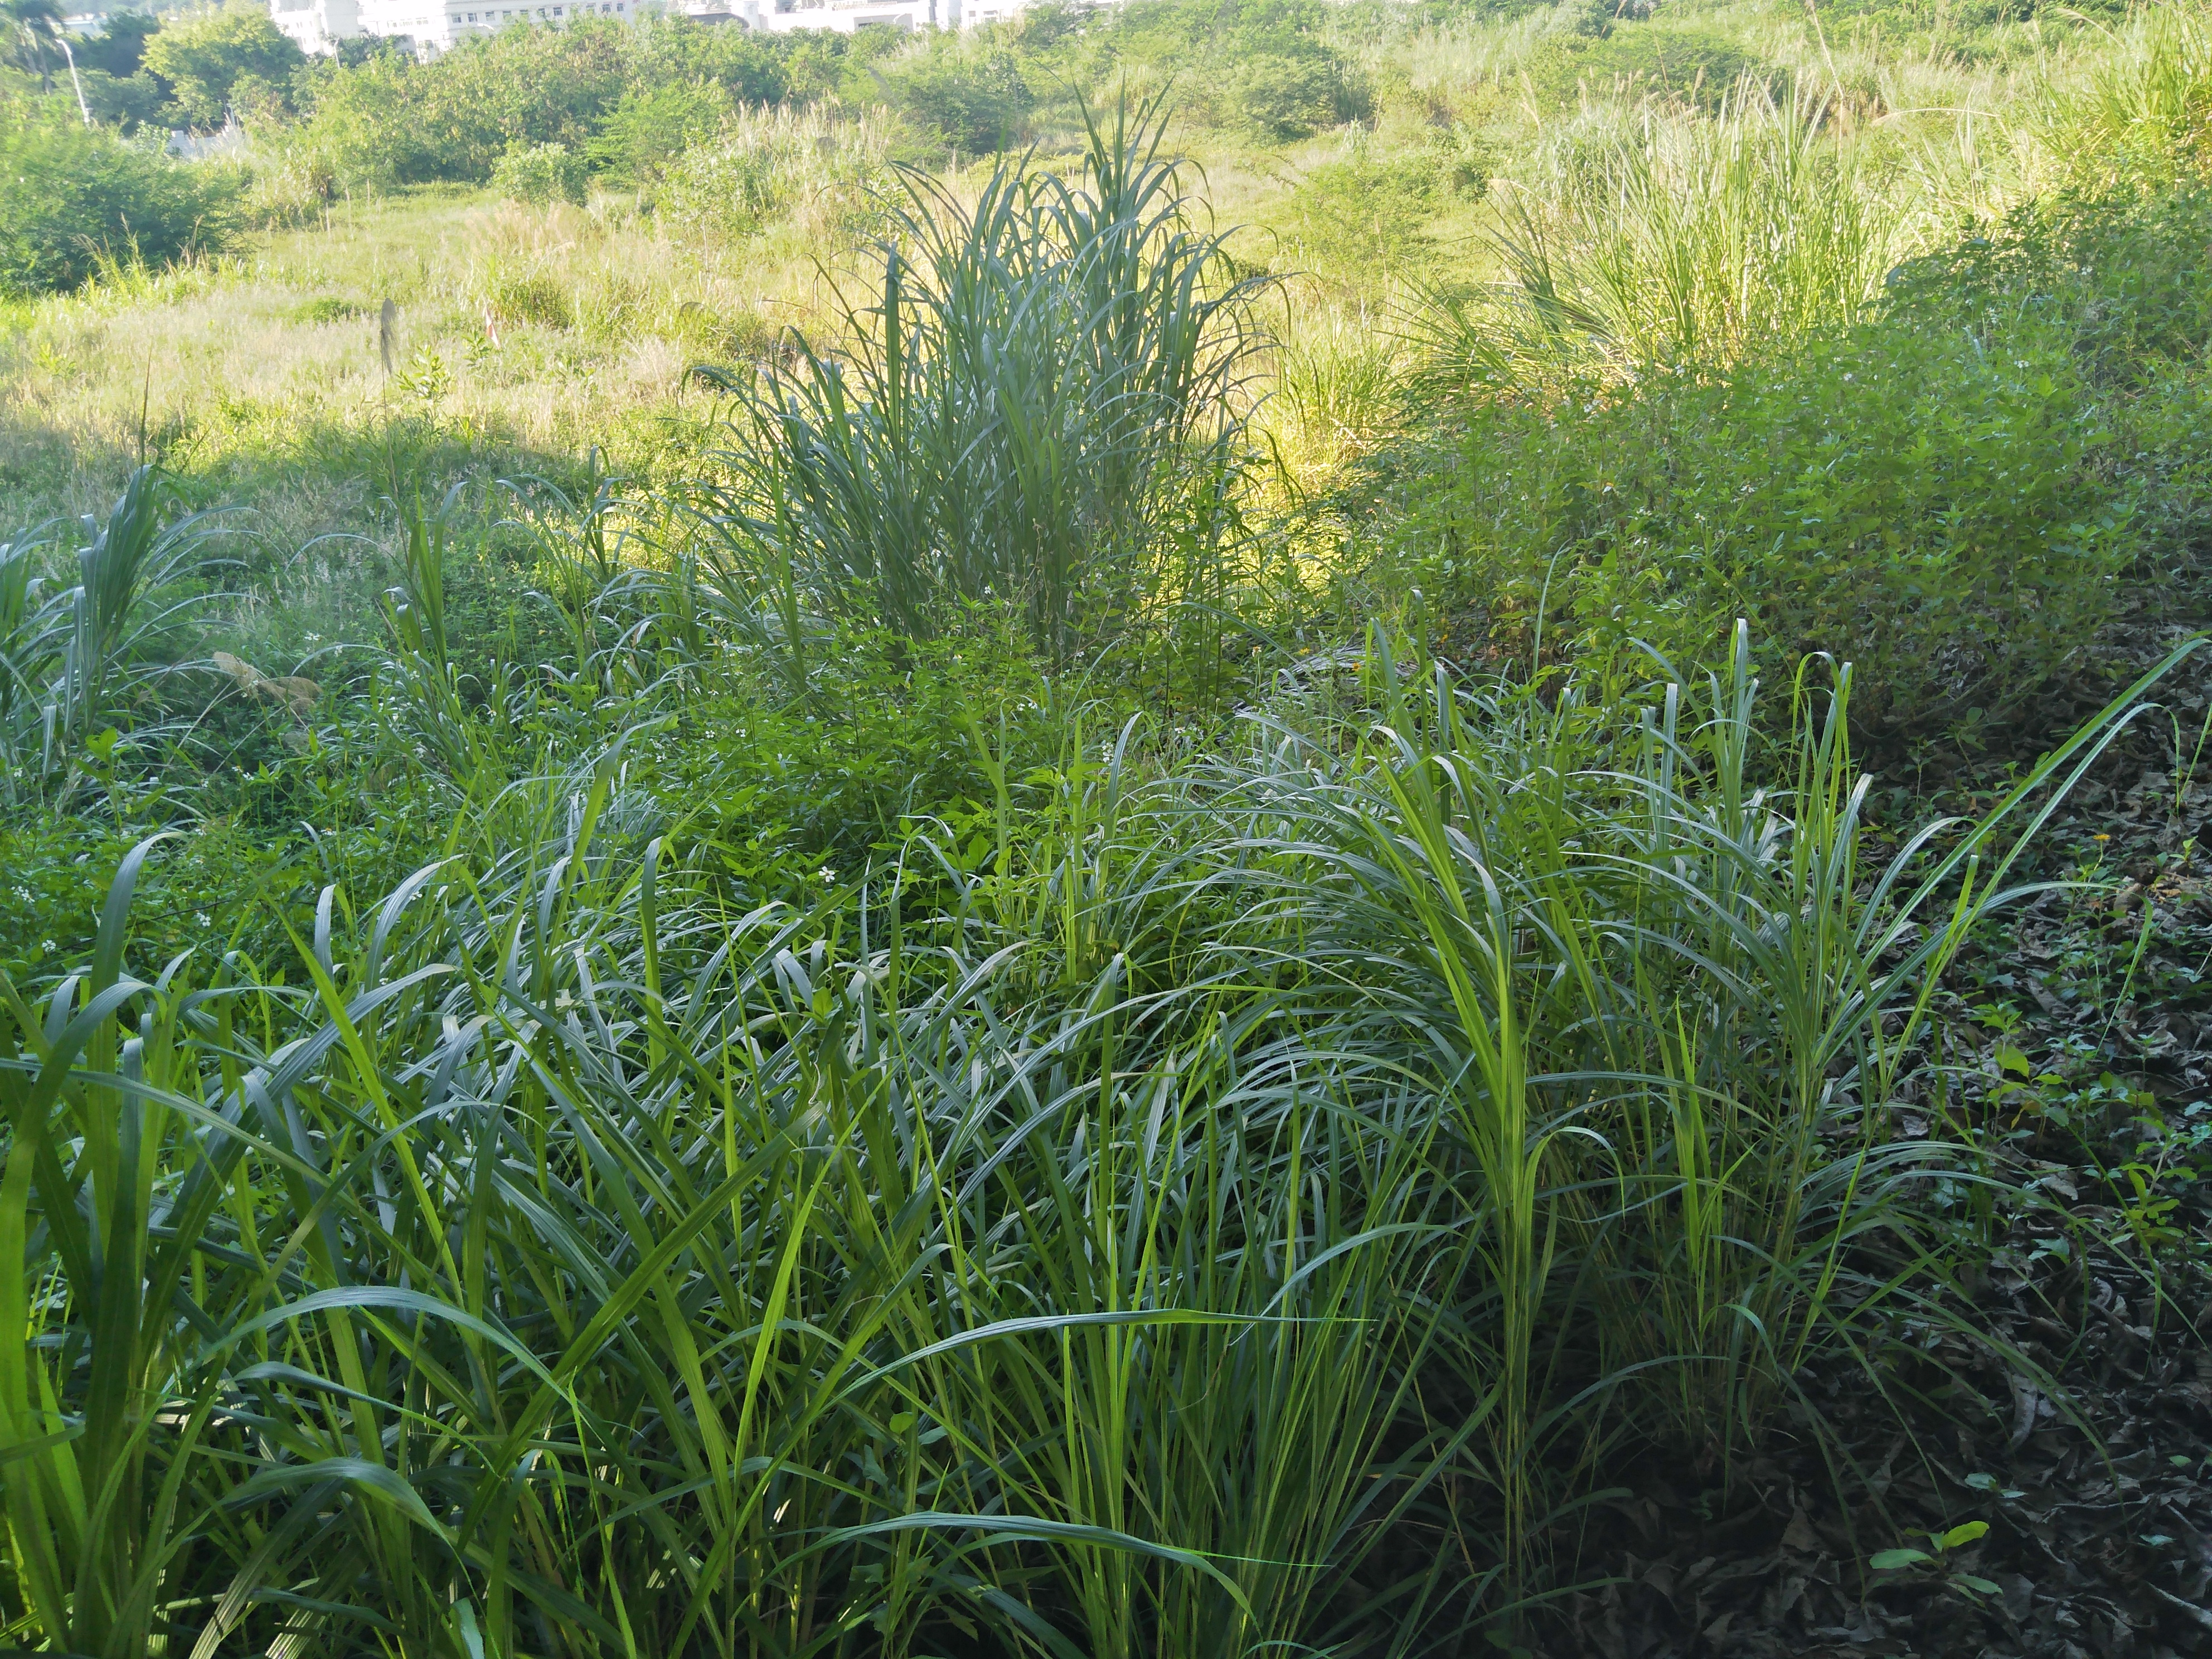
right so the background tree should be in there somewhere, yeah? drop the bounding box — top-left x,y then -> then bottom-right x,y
3,0 -> 63,93
75,10 -> 159,78
141,1 -> 304,127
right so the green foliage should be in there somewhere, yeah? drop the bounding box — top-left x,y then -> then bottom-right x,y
1417,88 -> 1884,379
1288,130 -> 1487,270
282,15 -> 840,190
583,75 -> 731,183
489,139 -> 587,205
1521,25 -> 1776,111
139,0 -> 304,126
1065,0 -> 1371,139
72,9 -> 158,77
11,9 -> 2212,1650
0,111 -> 239,294
0,613 -> 2182,1653
700,98 -> 1265,666
2047,0 -> 2212,192
652,100 -> 890,240
291,293 -> 365,323
871,41 -> 1035,154
665,614 -> 1067,886
1382,188 -> 2212,738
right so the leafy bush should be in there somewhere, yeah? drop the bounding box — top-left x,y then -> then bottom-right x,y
1521,25 -> 1775,111
583,76 -> 734,184
489,140 -> 587,206
1380,193 -> 2212,737
1289,133 -> 1486,269
872,43 -> 1035,154
139,0 -> 305,127
72,9 -> 159,77
653,101 -> 889,241
1080,0 -> 1370,139
0,114 -> 238,295
283,14 -> 851,191
1233,49 -> 1362,139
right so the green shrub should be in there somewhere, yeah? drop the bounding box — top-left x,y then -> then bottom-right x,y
74,65 -> 171,134
1080,0 -> 1370,139
0,114 -> 238,295
583,76 -> 734,184
290,294 -> 363,323
282,14 -> 844,191
1234,49 -> 1364,139
139,0 -> 305,127
483,267 -> 574,329
1587,26 -> 1774,107
663,617 -> 1066,887
490,140 -> 588,206
654,103 -> 889,242
1289,133 -> 1486,269
73,9 -> 159,78
1377,196 -> 2212,738
873,44 -> 1035,154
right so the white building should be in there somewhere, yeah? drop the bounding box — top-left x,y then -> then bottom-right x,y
270,0 -> 954,54
271,0 -> 655,55
749,0 -> 948,32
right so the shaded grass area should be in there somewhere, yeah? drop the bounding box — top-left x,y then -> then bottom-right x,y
14,619 -> 2206,1656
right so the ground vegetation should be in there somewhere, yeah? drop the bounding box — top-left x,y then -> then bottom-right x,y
2,2 -> 2210,1656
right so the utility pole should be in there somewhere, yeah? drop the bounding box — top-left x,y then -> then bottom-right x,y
52,26 -> 93,127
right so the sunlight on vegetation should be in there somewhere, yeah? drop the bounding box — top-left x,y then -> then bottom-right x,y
4,0 -> 2212,1652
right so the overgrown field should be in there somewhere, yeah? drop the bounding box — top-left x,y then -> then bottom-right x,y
3,2 -> 2212,1656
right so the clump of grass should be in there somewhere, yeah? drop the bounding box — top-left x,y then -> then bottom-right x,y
291,295 -> 366,325
0,467 -> 225,795
2,612 -> 2189,1655
653,101 -> 892,245
2046,0 -> 2212,191
694,95 -> 1268,666
1418,82 -> 1894,388
1264,295 -> 1406,484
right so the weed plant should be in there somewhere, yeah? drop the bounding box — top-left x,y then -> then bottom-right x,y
7,8 -> 2212,1652
695,101 -> 1266,669
1,615 -> 2192,1655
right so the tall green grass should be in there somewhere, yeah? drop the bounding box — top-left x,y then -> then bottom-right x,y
5,607 -> 2188,1654
1418,83 -> 1896,387
0,467 -> 222,800
2049,0 -> 2212,191
695,98 -> 1265,668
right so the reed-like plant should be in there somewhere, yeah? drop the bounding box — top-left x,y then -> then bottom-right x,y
0,623 -> 2190,1655
693,95 -> 1267,666
0,521 -> 61,750
61,468 -> 224,745
1414,83 -> 1896,389
0,469 -> 222,797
